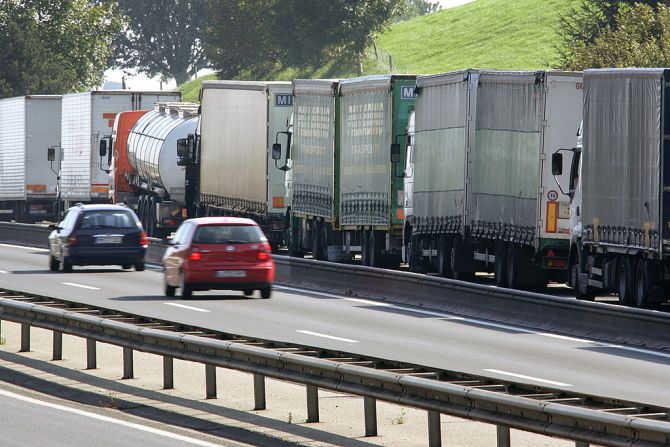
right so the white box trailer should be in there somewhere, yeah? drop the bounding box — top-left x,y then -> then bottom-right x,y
59,90 -> 180,205
0,95 -> 62,221
407,70 -> 582,287
197,81 -> 292,246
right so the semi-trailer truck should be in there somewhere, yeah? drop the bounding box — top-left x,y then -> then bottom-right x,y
58,90 -> 180,211
100,102 -> 199,237
405,70 -> 583,287
0,95 -> 62,222
554,68 -> 670,307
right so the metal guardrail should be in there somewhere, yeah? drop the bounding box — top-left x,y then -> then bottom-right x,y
1,291 -> 669,447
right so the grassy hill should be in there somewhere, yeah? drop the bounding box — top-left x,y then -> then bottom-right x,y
180,0 -> 579,102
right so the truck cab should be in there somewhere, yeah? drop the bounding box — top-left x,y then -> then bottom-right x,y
402,110 -> 415,263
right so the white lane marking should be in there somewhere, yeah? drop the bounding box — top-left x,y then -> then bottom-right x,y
278,284 -> 670,361
538,333 -> 595,344
0,270 -> 8,274
165,303 -> 210,313
0,388 -> 224,447
484,369 -> 573,387
0,243 -> 49,252
61,282 -> 100,290
297,330 -> 359,343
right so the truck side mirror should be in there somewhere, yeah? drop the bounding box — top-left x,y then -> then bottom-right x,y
390,143 -> 401,163
272,143 -> 282,160
177,138 -> 187,159
551,152 -> 563,175
47,147 -> 55,162
99,139 -> 107,157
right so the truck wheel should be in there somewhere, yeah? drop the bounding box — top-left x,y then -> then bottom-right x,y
369,231 -> 382,268
436,235 -> 452,277
494,243 -> 507,287
147,197 -> 156,238
634,259 -> 651,308
311,221 -> 324,261
506,246 -> 518,289
287,225 -> 304,258
571,263 -> 596,301
361,230 -> 370,266
408,235 -> 423,273
617,257 -> 633,306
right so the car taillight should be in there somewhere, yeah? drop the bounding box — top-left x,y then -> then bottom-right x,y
67,235 -> 77,246
258,242 -> 272,261
189,250 -> 202,261
139,231 -> 148,247
547,249 -> 555,257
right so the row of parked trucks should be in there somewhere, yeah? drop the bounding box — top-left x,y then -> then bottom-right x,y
0,68 -> 669,305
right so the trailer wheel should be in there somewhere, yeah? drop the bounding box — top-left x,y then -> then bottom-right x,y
451,240 -> 474,282
617,257 -> 634,306
494,243 -> 507,287
634,259 -> 651,308
506,245 -> 518,289
368,231 -> 383,268
436,235 -> 452,277
571,262 -> 596,301
361,230 -> 370,266
408,235 -> 423,273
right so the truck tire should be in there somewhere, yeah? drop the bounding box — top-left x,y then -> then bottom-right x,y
369,231 -> 383,268
361,230 -> 370,266
436,235 -> 452,277
617,257 -> 634,306
451,240 -> 474,282
571,263 -> 596,301
634,259 -> 651,308
506,246 -> 518,289
494,243 -> 507,287
311,221 -> 325,261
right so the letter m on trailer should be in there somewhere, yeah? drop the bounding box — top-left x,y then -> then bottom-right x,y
275,94 -> 293,107
401,86 -> 416,100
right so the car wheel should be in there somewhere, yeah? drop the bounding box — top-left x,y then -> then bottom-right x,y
121,264 -> 132,270
49,255 -> 60,272
243,289 -> 254,296
260,287 -> 272,299
180,271 -> 192,298
134,262 -> 145,272
164,276 -> 176,297
61,257 -> 73,273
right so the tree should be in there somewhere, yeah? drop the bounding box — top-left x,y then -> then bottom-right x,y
0,0 -> 121,98
566,3 -> 670,69
113,0 -> 208,86
203,0 -> 406,79
557,0 -> 663,69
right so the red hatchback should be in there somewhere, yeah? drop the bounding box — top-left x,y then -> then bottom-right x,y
162,217 -> 275,299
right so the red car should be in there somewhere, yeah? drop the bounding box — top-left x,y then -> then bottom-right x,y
162,217 -> 275,299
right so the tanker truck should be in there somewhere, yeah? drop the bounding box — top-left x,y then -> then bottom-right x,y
553,68 -> 670,308
100,102 -> 199,237
58,90 -> 181,212
0,95 -> 62,222
405,70 -> 582,287
178,81 -> 293,248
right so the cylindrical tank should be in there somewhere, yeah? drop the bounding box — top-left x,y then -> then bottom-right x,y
126,102 -> 199,202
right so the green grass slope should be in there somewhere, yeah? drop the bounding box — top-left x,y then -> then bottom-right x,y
180,0 -> 578,102
375,0 -> 579,74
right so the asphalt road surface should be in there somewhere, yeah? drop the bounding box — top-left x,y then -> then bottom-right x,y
0,242 -> 668,409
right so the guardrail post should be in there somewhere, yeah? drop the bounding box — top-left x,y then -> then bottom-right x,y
163,356 -> 173,389
52,331 -> 62,361
253,374 -> 266,410
364,397 -> 377,437
575,442 -> 589,447
497,425 -> 510,447
122,347 -> 133,379
428,411 -> 441,447
86,338 -> 96,369
20,323 -> 30,352
205,364 -> 216,399
306,385 -> 319,422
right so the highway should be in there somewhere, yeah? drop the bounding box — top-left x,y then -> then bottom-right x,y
0,387 -> 242,447
0,242 -> 668,409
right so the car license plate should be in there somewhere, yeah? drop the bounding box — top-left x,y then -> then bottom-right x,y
95,236 -> 122,244
215,270 -> 246,278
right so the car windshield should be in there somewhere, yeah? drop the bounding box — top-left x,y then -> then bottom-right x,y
192,224 -> 263,244
78,210 -> 136,229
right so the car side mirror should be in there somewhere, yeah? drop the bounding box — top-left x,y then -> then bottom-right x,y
272,143 -> 282,160
47,147 -> 56,162
390,143 -> 401,163
552,152 -> 563,175
99,139 -> 107,157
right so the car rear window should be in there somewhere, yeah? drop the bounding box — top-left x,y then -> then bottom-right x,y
192,225 -> 264,244
78,210 -> 137,229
